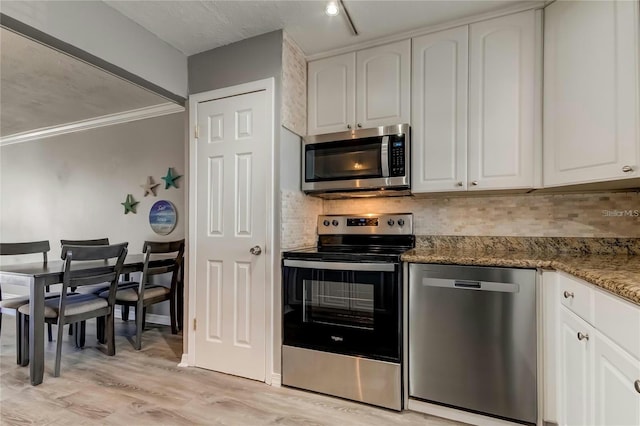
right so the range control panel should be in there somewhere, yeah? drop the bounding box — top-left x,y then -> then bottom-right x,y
318,213 -> 413,235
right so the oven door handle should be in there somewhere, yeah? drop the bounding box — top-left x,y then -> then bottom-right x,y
283,259 -> 395,272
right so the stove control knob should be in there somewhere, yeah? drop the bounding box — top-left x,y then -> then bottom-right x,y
332,220 -> 339,226
397,219 -> 405,227
323,220 -> 330,227
387,219 -> 395,226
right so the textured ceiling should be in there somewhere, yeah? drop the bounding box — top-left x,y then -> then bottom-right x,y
0,28 -> 172,137
104,0 -> 539,56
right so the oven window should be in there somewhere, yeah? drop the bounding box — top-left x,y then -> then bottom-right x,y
305,138 -> 382,182
303,279 -> 374,330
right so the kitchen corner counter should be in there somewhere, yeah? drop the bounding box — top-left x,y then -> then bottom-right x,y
402,248 -> 640,306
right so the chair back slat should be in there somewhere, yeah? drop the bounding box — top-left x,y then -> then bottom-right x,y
0,240 -> 50,256
69,272 -> 118,288
61,244 -> 126,262
146,264 -> 179,276
142,240 -> 184,255
60,238 -> 110,246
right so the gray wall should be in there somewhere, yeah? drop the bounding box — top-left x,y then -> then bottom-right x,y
188,30 -> 284,375
188,30 -> 283,94
0,112 -> 186,316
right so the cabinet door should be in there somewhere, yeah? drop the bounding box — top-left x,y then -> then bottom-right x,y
411,26 -> 468,193
468,10 -> 537,190
559,307 -> 594,426
593,332 -> 640,426
544,0 -> 639,186
307,53 -> 356,135
356,40 -> 411,129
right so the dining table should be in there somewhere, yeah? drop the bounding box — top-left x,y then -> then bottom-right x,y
0,253 -> 183,385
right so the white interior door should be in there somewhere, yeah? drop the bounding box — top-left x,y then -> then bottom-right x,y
194,89 -> 268,381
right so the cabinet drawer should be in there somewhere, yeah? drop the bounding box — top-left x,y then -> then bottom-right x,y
558,272 -> 594,324
594,289 -> 640,360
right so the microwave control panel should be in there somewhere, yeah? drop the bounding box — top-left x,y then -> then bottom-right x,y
389,136 -> 406,177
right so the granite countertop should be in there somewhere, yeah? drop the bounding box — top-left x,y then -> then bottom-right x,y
402,248 -> 640,306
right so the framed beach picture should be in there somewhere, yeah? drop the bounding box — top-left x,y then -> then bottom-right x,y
149,200 -> 177,235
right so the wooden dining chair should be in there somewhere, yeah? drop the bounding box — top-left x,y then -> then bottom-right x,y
18,243 -> 128,377
0,241 -> 55,364
99,240 -> 184,350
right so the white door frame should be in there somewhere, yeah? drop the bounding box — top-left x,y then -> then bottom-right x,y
186,78 -> 276,384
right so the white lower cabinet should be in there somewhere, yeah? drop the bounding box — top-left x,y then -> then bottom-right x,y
559,306 -> 594,426
551,272 -> 640,426
593,332 -> 640,426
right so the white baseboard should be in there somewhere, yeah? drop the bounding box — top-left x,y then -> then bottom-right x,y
270,373 -> 282,387
177,353 -> 190,368
113,309 -> 171,326
407,399 -> 520,426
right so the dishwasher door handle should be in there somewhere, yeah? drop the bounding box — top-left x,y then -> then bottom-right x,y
454,280 -> 481,288
421,277 -> 520,293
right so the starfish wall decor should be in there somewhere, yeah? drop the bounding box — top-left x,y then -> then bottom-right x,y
140,176 -> 160,197
162,167 -> 182,189
121,194 -> 139,214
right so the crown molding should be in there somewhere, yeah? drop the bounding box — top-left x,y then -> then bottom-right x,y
306,0 -> 546,61
0,102 -> 185,146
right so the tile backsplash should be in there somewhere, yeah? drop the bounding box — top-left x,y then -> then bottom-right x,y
281,189 -> 323,249
323,191 -> 640,237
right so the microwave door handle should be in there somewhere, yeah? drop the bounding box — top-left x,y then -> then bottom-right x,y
381,135 -> 390,177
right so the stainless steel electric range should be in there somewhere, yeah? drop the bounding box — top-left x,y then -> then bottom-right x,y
282,213 -> 414,411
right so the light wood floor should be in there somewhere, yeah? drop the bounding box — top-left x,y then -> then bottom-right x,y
0,316 -> 465,425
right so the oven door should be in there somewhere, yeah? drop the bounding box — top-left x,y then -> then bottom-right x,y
282,259 -> 401,362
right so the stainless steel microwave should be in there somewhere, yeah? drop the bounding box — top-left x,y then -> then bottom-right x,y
302,124 -> 410,198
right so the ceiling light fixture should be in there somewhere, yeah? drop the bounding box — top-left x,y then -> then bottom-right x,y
325,1 -> 340,17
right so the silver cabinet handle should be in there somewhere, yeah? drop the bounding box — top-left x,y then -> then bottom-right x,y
357,123 -> 362,128
456,181 -> 463,187
471,181 -> 479,186
622,165 -> 633,173
347,124 -> 352,130
249,245 -> 262,255
577,332 -> 589,341
563,291 -> 574,299
634,380 -> 640,394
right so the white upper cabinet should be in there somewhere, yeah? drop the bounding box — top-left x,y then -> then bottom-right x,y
544,0 -> 639,186
307,40 -> 410,135
356,40 -> 411,129
307,53 -> 356,135
412,10 -> 539,194
468,10 -> 537,191
411,26 -> 468,193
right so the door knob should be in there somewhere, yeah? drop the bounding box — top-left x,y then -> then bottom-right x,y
577,332 -> 589,341
471,181 -> 479,186
622,165 -> 633,173
456,182 -> 463,187
249,245 -> 262,255
357,123 -> 362,128
563,291 -> 574,299
634,379 -> 640,394
347,124 -> 352,130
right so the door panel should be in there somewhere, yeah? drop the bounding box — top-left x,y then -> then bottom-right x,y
412,26 -> 468,193
544,0 -> 639,185
195,90 -> 268,381
356,40 -> 411,129
559,307 -> 594,426
468,10 -> 536,190
307,53 -> 356,135
594,332 -> 640,426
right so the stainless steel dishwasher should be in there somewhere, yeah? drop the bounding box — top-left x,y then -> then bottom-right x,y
409,264 -> 537,424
